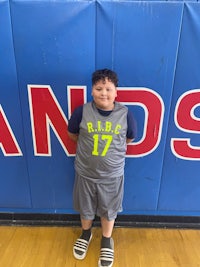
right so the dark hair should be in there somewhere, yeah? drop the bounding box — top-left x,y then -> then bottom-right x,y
92,69 -> 118,87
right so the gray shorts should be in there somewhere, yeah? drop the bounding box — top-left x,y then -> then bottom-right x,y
73,173 -> 124,221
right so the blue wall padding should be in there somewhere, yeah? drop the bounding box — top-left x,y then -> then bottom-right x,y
0,0 -> 31,207
0,0 -> 200,216
158,3 -> 200,212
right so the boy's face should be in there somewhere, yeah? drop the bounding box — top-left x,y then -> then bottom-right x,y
92,78 -> 117,111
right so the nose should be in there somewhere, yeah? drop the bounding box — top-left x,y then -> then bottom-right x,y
101,88 -> 107,95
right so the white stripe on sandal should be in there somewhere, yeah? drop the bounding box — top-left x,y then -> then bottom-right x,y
98,247 -> 114,267
73,234 -> 92,260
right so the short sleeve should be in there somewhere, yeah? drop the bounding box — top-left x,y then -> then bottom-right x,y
127,109 -> 137,140
68,106 -> 83,134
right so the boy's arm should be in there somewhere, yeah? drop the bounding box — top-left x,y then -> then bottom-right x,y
68,131 -> 79,142
126,138 -> 134,144
67,105 -> 83,142
126,110 -> 137,144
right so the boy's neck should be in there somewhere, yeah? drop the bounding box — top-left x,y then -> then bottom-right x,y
94,101 -> 115,112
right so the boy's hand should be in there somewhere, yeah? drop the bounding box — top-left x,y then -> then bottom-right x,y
68,131 -> 79,142
126,138 -> 134,144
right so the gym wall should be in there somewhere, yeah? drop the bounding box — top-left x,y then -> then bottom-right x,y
1,0 -> 200,217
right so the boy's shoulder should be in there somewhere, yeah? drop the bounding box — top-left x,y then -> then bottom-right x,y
83,102 -> 92,107
114,101 -> 128,111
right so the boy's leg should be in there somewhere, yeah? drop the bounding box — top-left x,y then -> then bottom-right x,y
101,217 -> 115,237
98,217 -> 115,267
73,174 -> 96,260
73,217 -> 93,260
81,217 -> 93,231
79,217 -> 93,241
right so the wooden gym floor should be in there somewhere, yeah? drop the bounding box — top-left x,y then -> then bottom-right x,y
0,225 -> 200,267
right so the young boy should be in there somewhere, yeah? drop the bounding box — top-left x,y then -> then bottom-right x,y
68,69 -> 136,267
